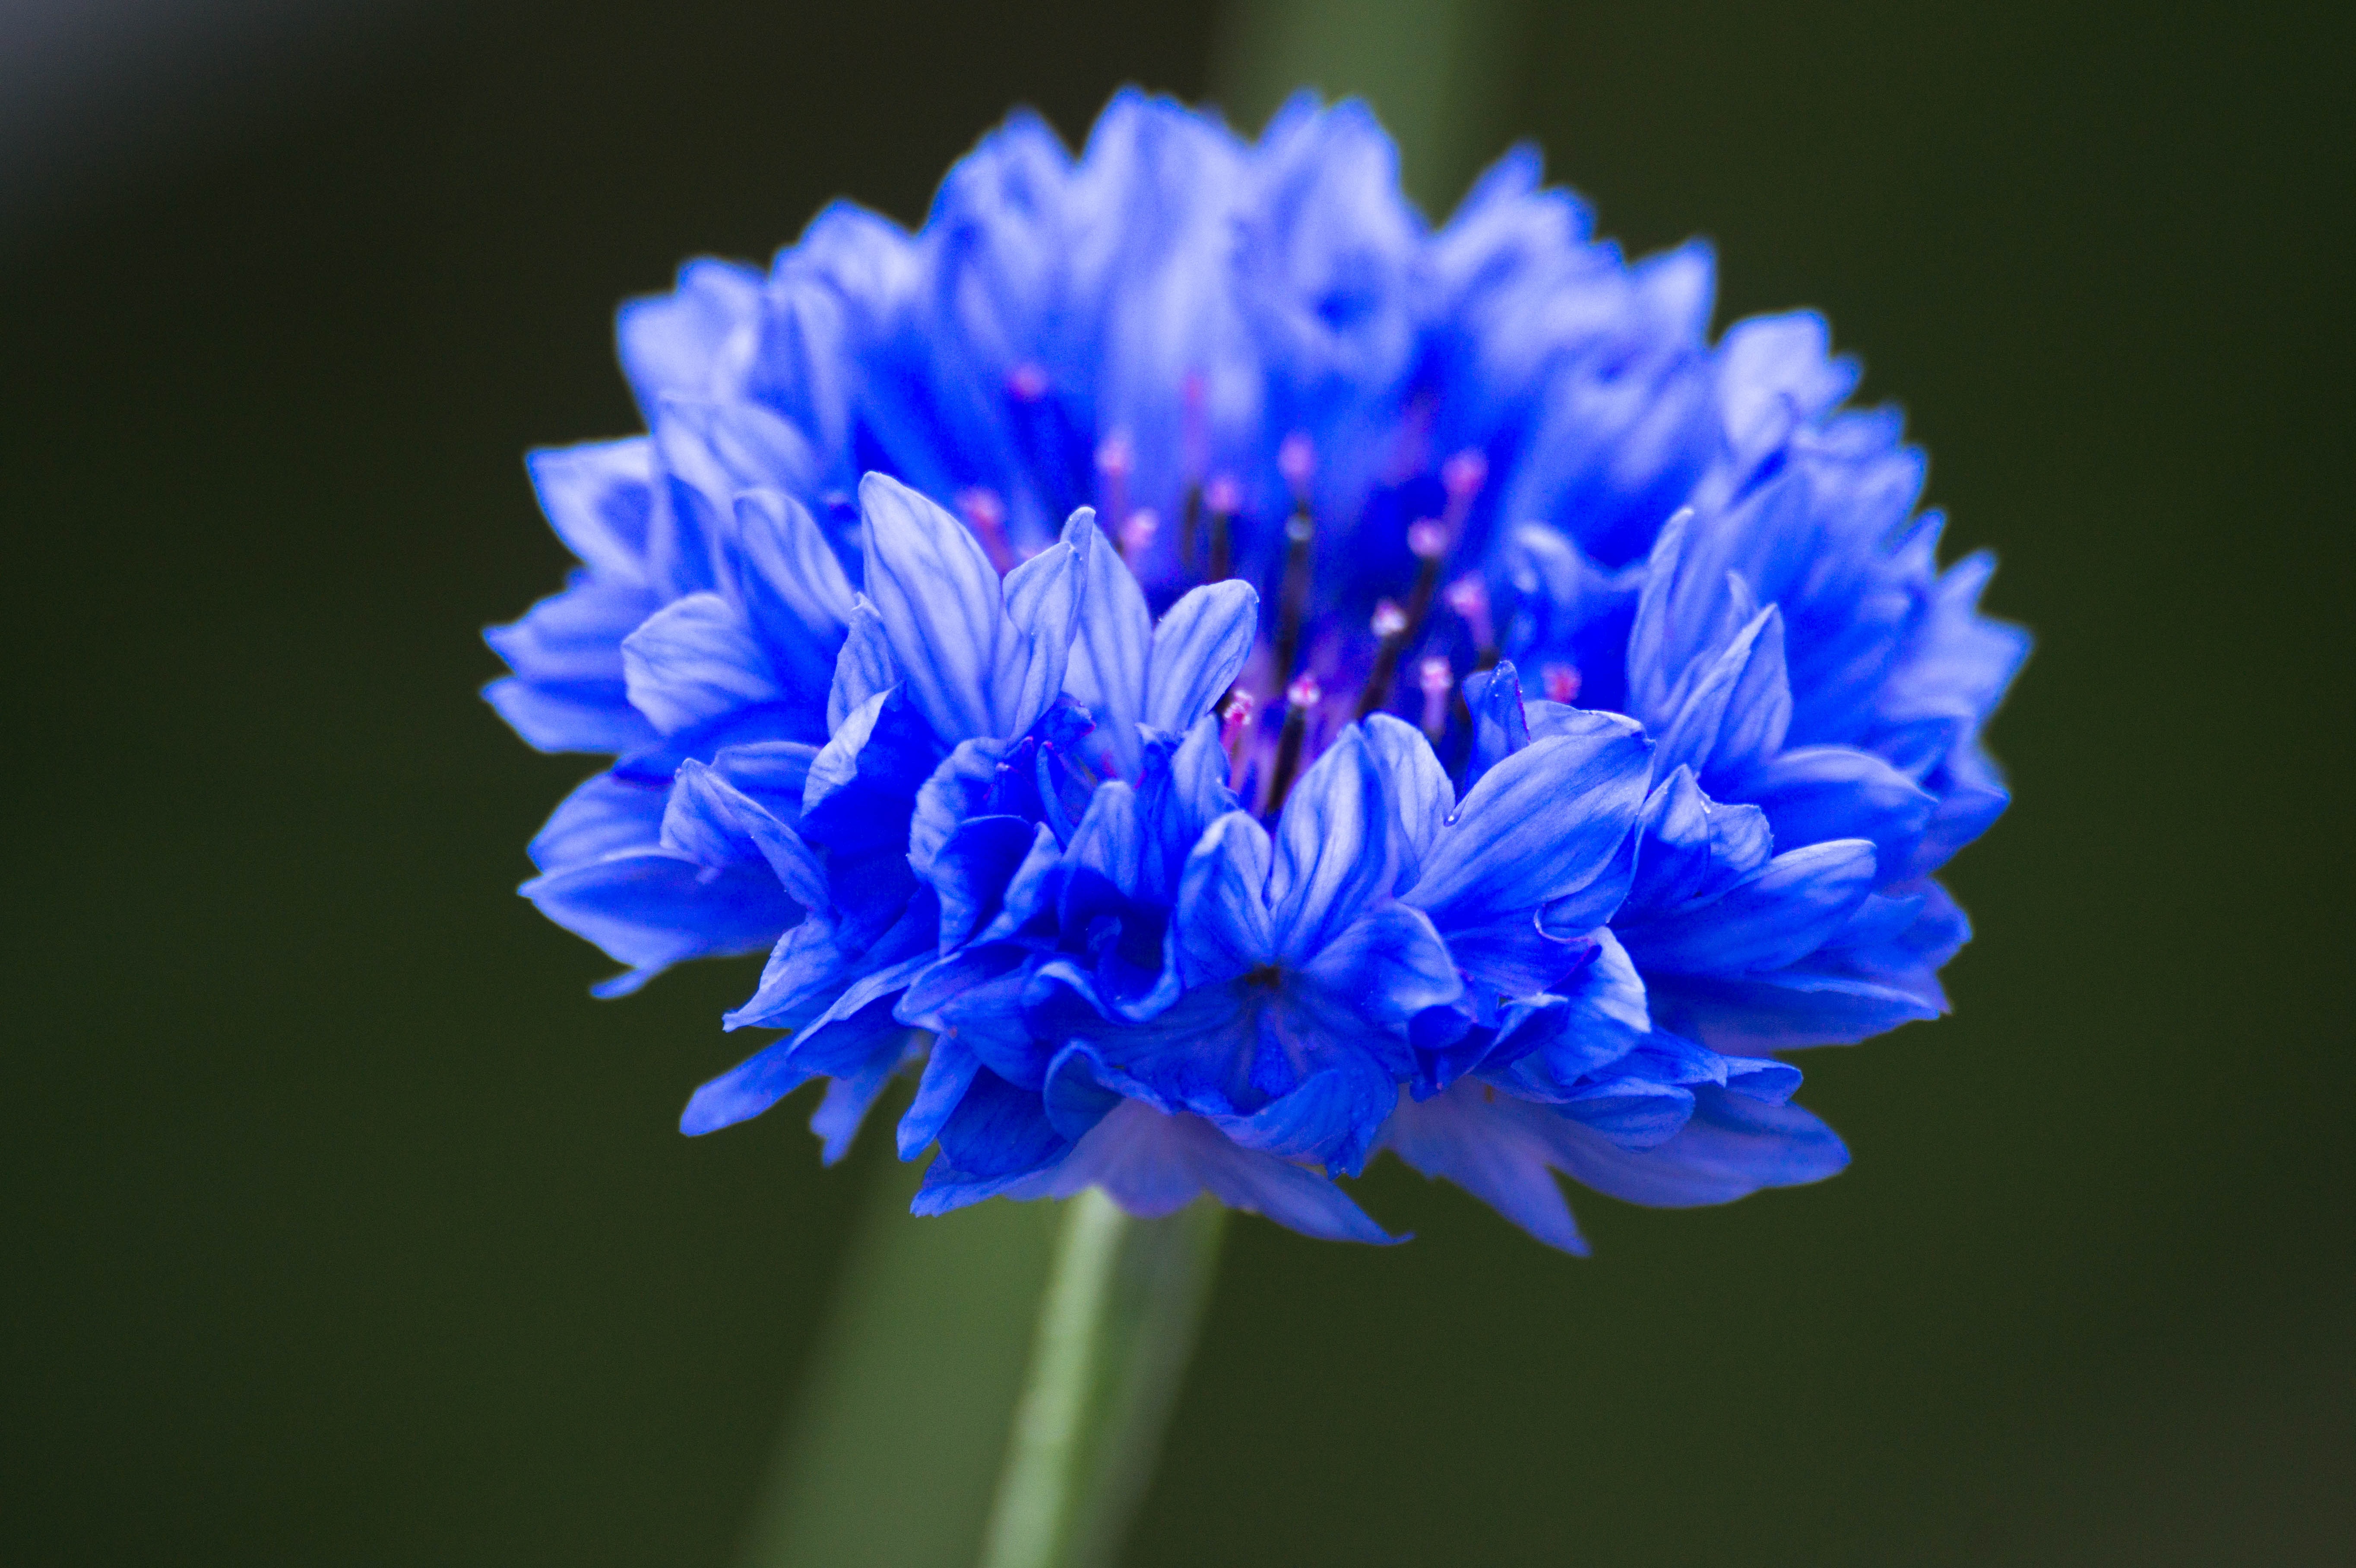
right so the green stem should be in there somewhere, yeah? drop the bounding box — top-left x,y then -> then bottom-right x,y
977,1191 -> 1228,1568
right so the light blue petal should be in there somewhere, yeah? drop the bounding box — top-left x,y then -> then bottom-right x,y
909,737 -> 1012,878
1066,780 -> 1145,898
525,438 -> 655,585
996,536 -> 1085,736
858,473 -> 1004,741
826,596 -> 901,732
522,849 -> 794,986
1061,507 -> 1152,774
1544,1082 -> 1849,1208
1406,724 -> 1651,925
663,759 -> 824,910
621,592 -> 780,735
1143,580 -> 1260,733
481,676 -> 657,756
529,773 -> 666,872
616,258 -> 760,414
1267,726 -> 1395,962
1383,1084 -> 1588,1254
1359,712 -> 1452,889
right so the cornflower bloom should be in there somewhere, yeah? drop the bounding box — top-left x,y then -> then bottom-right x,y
486,89 -> 2023,1248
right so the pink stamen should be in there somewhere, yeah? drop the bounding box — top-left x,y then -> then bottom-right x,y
1541,662 -> 1583,704
1007,363 -> 1049,402
1444,575 -> 1494,651
1220,689 -> 1255,749
956,487 -> 1015,573
1095,431 -> 1132,480
1203,474 -> 1243,514
1407,518 -> 1450,560
1220,690 -> 1256,790
1096,431 -> 1133,529
1285,673 -> 1322,711
1442,449 -> 1488,505
1118,509 -> 1159,558
1278,432 -> 1315,494
1370,598 -> 1408,639
1417,656 -> 1454,739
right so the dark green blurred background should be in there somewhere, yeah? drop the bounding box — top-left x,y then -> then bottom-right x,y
5,1 -> 2350,1563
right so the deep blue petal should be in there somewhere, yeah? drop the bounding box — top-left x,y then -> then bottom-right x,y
1618,838 -> 1877,977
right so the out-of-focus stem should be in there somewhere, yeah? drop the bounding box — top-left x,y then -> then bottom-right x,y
977,1191 -> 1228,1568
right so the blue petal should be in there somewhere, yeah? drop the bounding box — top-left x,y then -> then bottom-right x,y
1133,718 -> 1241,901
912,1100 -> 1401,1245
1651,604 -> 1789,784
926,815 -> 1042,949
485,572 -> 657,686
1462,661 -> 1531,785
725,890 -> 933,1031
525,438 -> 656,584
1297,903 -> 1465,1027
811,1063 -> 900,1166
621,592 -> 781,735
652,397 -> 820,595
684,949 -> 934,1135
725,489 -> 854,702
1558,1078 -> 1696,1150
909,736 -> 1013,877
1545,1082 -> 1849,1208
1359,713 -> 1452,889
1384,1084 -> 1588,1254
1143,580 -> 1260,733
529,773 -> 667,871
826,597 -> 902,731
1203,1058 -> 1398,1176
1647,970 -> 1944,1053
1406,723 -> 1651,927
995,536 -> 1085,737
1625,766 -> 1773,914
1619,838 -> 1877,976
799,686 -> 941,855
1744,743 -> 1937,869
1040,1042 -> 1131,1141
616,258 -> 761,415
482,676 -> 658,756
1266,726 -> 1396,962
936,1067 -> 1073,1179
1062,508 -> 1153,774
899,1034 -> 982,1159
1433,908 -> 1593,996
1066,780 -> 1146,897
858,473 -> 1005,741
522,849 -> 793,988
662,759 -> 824,909
1715,311 -> 1857,458
706,739 -> 819,827
1172,812 -> 1274,985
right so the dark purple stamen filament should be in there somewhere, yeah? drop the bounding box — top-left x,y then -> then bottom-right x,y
1352,518 -> 1450,718
1261,673 -> 1320,816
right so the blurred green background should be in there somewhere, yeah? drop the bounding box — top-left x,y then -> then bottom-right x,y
4,0 -> 2349,1563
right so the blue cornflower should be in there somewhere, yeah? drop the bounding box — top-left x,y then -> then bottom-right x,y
486,89 -> 2024,1248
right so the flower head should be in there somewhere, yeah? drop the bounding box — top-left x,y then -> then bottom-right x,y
486,90 -> 2024,1249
